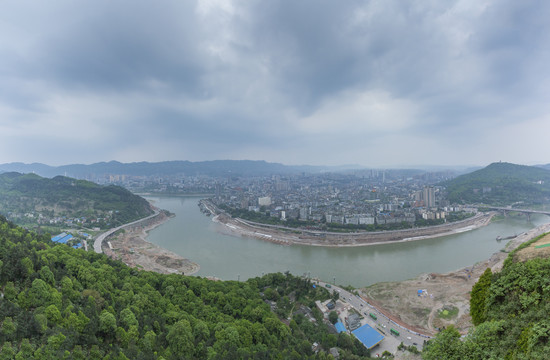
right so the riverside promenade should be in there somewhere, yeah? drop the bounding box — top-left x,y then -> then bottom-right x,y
202,198 -> 495,247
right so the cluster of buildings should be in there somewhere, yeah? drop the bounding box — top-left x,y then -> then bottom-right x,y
205,171 -> 468,228
76,167 -> 465,230
6,210 -> 113,231
317,298 -> 385,352
51,231 -> 90,249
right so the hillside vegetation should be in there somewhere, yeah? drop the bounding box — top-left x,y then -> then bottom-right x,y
423,233 -> 550,359
0,172 -> 152,229
0,216 -> 369,359
443,162 -> 550,205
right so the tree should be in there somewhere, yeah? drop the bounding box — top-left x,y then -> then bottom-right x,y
1,317 -> 16,340
29,278 -> 51,307
166,319 -> 194,358
39,266 -> 55,286
328,311 -> 339,324
45,304 -> 62,326
119,308 -> 138,330
15,338 -> 34,360
99,310 -> 117,338
423,326 -> 463,360
3,282 -> 16,301
470,268 -> 492,326
0,342 -> 16,360
140,330 -> 157,353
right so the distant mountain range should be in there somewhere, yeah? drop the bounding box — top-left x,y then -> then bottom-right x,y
443,162 -> 550,205
0,160 -> 490,179
0,160 -> 367,178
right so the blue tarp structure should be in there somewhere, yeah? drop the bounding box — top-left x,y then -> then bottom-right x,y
352,323 -> 385,349
72,243 -> 82,249
51,232 -> 67,242
52,233 -> 73,244
58,234 -> 73,244
335,321 -> 346,333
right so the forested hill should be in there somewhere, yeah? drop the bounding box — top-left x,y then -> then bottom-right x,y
0,172 -> 152,228
0,216 -> 369,359
422,233 -> 550,359
443,162 -> 550,205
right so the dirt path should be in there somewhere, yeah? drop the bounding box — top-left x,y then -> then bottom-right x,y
102,211 -> 200,275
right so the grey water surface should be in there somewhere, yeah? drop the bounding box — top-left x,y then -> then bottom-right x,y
145,196 -> 548,287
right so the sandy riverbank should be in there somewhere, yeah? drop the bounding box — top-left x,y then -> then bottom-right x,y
102,211 -> 200,275
362,221 -> 550,335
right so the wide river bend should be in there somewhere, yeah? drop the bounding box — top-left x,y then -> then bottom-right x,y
145,196 -> 549,287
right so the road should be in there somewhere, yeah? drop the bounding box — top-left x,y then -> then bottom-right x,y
316,280 -> 430,354
93,209 -> 160,253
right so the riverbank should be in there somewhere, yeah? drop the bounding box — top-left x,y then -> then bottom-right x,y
102,210 -> 200,275
204,199 -> 495,247
362,220 -> 550,335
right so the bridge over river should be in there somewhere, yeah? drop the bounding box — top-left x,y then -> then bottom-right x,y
483,206 -> 550,221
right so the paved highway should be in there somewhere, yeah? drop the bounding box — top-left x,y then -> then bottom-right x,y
93,209 -> 160,253
316,280 -> 430,354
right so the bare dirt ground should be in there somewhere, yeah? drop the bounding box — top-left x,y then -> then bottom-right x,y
362,222 -> 550,335
103,212 -> 200,275
514,232 -> 550,262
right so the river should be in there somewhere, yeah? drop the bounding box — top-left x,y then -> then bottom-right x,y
145,195 -> 549,287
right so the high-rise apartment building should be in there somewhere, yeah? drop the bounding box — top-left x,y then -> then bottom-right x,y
423,186 -> 436,207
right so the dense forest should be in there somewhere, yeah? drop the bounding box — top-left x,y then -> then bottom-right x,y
443,162 -> 550,205
0,215 -> 369,359
0,172 -> 152,229
422,233 -> 550,359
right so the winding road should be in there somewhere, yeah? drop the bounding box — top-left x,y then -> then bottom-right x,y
93,209 -> 160,254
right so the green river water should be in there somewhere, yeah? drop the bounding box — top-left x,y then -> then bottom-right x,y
145,195 -> 549,287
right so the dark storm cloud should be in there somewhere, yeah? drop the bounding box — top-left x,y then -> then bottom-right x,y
7,1 -> 204,94
0,0 -> 549,166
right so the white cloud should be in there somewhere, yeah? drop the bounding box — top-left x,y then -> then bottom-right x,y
296,90 -> 418,135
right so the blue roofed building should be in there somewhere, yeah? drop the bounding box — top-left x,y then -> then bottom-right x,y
57,234 -> 73,244
51,233 -> 74,244
51,232 -> 67,242
352,323 -> 385,350
335,321 -> 347,333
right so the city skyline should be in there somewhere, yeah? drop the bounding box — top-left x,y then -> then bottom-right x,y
1,1 -> 549,167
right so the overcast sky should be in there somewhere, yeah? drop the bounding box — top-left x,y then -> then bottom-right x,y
0,0 -> 549,168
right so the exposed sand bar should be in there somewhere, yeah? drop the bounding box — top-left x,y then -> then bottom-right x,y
102,209 -> 200,275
